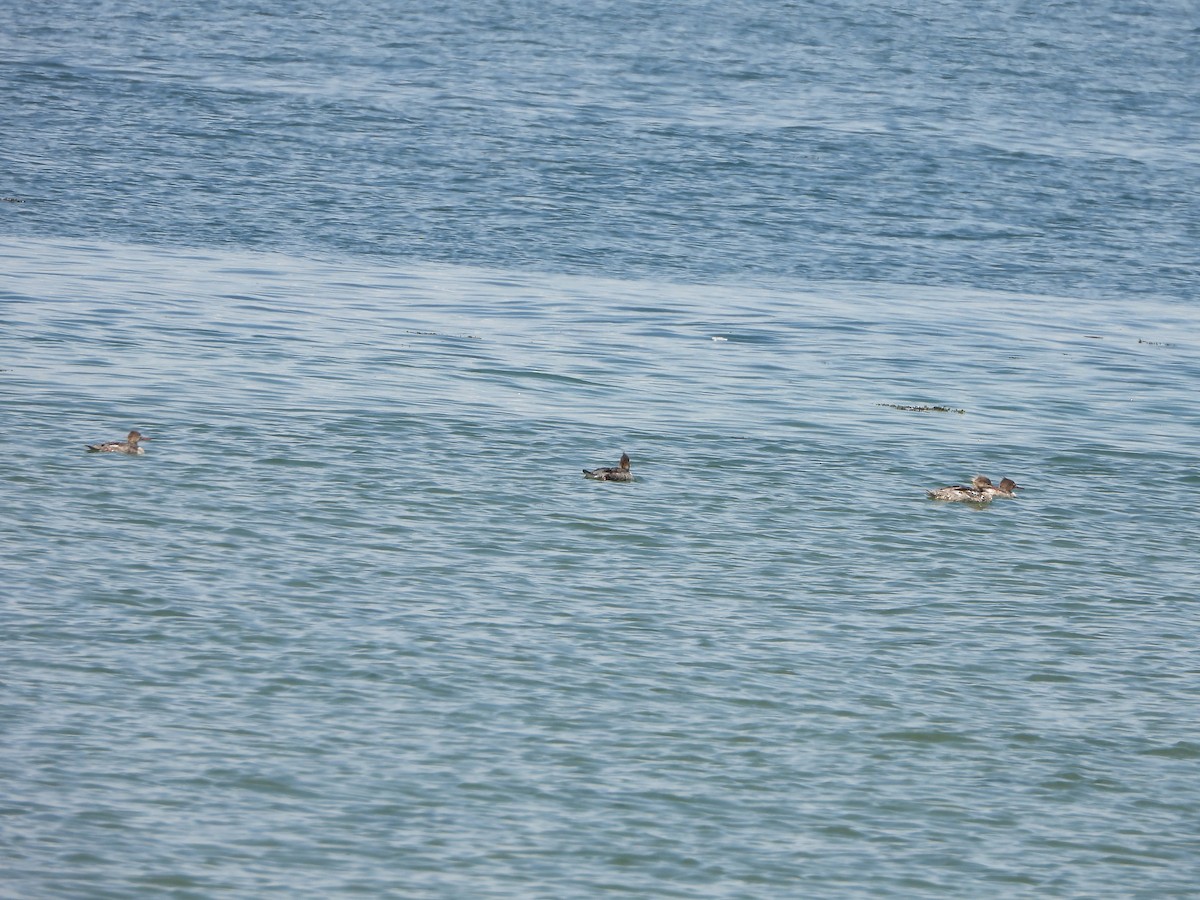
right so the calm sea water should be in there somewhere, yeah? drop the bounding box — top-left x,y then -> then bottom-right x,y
3,1 -> 1199,897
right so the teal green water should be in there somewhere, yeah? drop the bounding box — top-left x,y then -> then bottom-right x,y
3,238 -> 1199,897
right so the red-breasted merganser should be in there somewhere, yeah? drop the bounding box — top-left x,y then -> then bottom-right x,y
583,452 -> 633,482
990,477 -> 1020,498
87,430 -> 150,455
927,474 -> 1008,503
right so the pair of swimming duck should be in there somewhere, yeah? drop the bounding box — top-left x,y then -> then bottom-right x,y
89,429 -> 632,481
926,475 -> 1019,504
88,433 -> 636,480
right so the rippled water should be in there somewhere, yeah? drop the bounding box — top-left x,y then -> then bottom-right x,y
3,0 -> 1200,896
4,237 -> 1199,897
3,0 -> 1198,298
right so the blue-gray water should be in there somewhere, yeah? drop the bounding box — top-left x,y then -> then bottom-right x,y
3,1 -> 1199,897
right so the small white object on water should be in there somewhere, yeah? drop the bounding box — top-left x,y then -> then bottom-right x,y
711,336 -> 728,342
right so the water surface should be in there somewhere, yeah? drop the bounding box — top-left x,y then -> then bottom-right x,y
3,0 -> 1199,896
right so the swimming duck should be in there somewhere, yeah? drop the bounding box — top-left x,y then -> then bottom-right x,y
926,475 -> 997,503
583,452 -> 633,482
990,477 -> 1020,498
87,430 -> 150,455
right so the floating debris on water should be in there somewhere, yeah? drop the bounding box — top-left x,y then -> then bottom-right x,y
878,403 -> 965,414
404,329 -> 482,340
